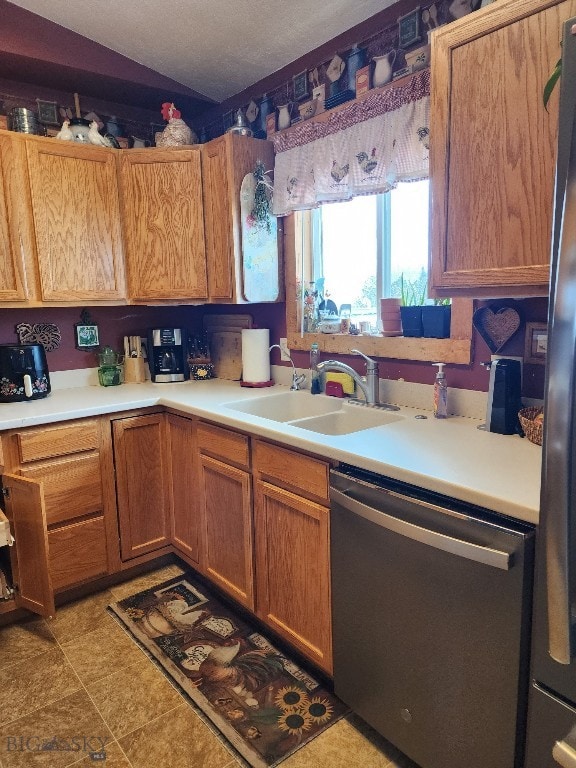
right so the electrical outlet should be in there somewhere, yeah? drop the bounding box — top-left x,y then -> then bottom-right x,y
279,338 -> 291,361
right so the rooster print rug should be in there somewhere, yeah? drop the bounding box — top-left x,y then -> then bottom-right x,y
109,575 -> 347,768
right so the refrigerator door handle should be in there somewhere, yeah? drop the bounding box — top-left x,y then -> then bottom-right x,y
330,487 -> 512,570
553,740 -> 576,768
544,19 -> 576,665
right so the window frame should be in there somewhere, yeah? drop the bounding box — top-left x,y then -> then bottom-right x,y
283,212 -> 473,364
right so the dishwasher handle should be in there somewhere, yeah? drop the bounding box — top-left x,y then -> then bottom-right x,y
330,487 -> 512,571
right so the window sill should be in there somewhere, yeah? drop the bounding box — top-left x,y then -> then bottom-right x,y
287,330 -> 472,364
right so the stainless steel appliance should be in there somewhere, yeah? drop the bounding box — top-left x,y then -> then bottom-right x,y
0,344 -> 51,402
524,18 -> 576,768
147,328 -> 188,383
330,465 -> 534,768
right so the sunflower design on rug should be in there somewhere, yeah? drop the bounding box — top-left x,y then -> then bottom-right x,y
111,576 -> 348,768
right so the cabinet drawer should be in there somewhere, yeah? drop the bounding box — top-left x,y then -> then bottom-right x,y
20,453 -> 102,525
16,420 -> 100,463
48,516 -> 108,591
253,441 -> 329,503
197,422 -> 250,468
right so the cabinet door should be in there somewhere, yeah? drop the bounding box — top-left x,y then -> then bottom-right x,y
26,139 -> 125,301
202,135 -> 277,302
167,414 -> 201,564
430,0 -> 576,296
119,149 -> 208,300
254,480 -> 332,673
3,473 -> 55,617
199,454 -> 254,609
202,137 -> 234,299
0,134 -> 34,302
113,414 -> 170,560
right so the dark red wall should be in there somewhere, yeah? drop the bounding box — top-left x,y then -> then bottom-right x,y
0,296 -> 547,399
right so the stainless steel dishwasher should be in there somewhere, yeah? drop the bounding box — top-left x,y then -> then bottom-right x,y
330,465 -> 535,768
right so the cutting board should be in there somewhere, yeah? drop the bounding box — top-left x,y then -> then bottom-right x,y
209,331 -> 243,380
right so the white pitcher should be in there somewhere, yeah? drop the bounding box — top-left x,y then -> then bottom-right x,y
372,51 -> 397,88
277,103 -> 293,131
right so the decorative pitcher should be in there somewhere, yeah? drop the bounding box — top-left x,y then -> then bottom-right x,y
372,50 -> 397,88
277,103 -> 293,131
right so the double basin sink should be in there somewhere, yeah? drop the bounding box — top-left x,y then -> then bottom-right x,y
224,391 -> 404,435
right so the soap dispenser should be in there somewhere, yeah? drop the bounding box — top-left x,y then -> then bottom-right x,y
433,362 -> 448,418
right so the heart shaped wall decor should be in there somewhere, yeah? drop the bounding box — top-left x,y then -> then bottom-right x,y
472,306 -> 522,353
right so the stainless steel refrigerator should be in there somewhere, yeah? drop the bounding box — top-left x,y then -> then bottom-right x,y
525,17 -> 576,768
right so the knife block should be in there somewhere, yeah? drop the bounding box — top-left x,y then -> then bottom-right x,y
124,357 -> 146,383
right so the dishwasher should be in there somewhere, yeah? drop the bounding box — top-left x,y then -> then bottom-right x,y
330,465 -> 534,768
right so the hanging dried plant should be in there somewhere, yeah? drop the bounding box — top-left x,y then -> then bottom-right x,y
250,161 -> 273,233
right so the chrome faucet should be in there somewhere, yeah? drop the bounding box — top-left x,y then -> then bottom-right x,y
269,345 -> 307,391
317,349 -> 399,410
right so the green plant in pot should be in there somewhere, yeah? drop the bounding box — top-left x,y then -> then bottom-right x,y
422,297 -> 452,339
399,274 -> 426,337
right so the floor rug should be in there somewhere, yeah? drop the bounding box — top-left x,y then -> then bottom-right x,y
109,574 -> 347,768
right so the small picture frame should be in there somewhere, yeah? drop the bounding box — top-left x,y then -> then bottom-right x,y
524,322 -> 548,365
293,70 -> 309,102
36,99 -> 59,126
75,323 -> 100,350
398,7 -> 422,48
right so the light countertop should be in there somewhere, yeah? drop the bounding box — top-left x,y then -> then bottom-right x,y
0,380 -> 541,525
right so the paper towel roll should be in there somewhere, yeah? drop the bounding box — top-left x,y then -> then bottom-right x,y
242,329 -> 271,383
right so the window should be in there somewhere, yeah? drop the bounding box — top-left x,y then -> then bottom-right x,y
301,179 -> 430,332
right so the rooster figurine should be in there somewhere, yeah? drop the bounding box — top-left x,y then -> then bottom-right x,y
156,102 -> 197,147
356,148 -> 378,175
55,120 -> 74,141
88,121 -> 112,147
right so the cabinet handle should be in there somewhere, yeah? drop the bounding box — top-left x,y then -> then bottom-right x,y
330,487 -> 511,570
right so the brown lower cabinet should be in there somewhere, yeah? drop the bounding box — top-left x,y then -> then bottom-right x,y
197,422 -> 254,610
1,416 -> 120,617
112,413 -> 171,559
2,410 -> 333,674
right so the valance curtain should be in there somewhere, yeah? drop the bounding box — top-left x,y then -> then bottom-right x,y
272,69 -> 430,216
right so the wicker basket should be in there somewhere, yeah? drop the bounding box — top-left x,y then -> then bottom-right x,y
518,407 -> 543,446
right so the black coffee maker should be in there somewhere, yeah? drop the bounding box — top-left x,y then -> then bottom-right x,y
147,328 -> 189,383
0,344 -> 51,402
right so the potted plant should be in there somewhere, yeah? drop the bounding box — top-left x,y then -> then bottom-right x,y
399,274 -> 425,337
422,298 -> 452,338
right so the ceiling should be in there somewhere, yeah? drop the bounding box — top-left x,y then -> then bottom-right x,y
7,0 -> 397,103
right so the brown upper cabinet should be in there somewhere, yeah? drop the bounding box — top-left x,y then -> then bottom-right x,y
429,0 -> 576,297
202,133 -> 278,302
26,136 -> 126,302
119,148 -> 208,302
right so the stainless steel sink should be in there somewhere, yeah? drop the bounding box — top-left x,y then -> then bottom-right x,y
291,406 -> 404,435
224,392 -> 342,422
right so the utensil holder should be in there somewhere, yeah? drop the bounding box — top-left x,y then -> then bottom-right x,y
124,357 -> 147,383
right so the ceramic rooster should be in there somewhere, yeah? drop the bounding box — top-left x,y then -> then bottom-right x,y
55,120 -> 74,141
356,148 -> 378,175
88,121 -> 112,147
156,102 -> 197,147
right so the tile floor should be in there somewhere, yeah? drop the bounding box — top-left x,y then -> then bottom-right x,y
0,565 -> 418,768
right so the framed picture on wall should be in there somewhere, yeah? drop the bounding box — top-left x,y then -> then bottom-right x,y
75,309 -> 100,350
398,7 -> 422,48
524,322 -> 548,365
36,99 -> 59,126
293,70 -> 309,101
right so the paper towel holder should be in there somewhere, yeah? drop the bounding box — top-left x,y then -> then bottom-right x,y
240,328 -> 274,387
